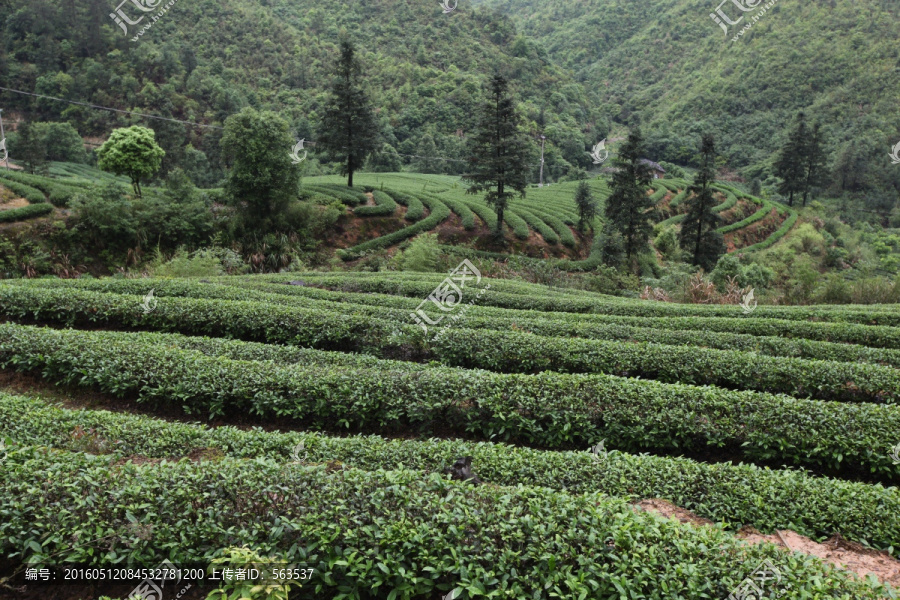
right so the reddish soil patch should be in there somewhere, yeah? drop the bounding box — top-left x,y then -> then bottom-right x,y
725,208 -> 785,252
635,499 -> 900,590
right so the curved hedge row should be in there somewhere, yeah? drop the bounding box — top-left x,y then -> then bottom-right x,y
668,188 -> 689,208
7,280 -> 891,403
1,323 -> 898,478
270,273 -> 900,329
459,198 -> 497,231
526,207 -> 577,247
502,207 -> 530,239
384,189 -> 425,221
744,209 -> 799,252
420,192 -> 476,230
353,189 -> 398,216
0,170 -> 81,206
301,184 -> 365,206
649,182 -> 669,203
514,207 -> 559,244
2,448 -> 890,598
338,194 -> 451,258
718,199 -> 774,234
711,186 -> 738,213
0,202 -> 53,223
0,175 -> 45,204
6,392 -> 898,553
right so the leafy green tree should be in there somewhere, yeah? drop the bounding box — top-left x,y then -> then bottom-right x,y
413,134 -> 439,174
16,121 -> 48,175
366,143 -> 402,172
463,74 -> 535,237
96,126 -> 165,197
317,39 -> 379,187
604,126 -> 654,270
802,122 -> 828,206
220,107 -> 300,234
774,113 -> 808,206
679,134 -> 724,271
574,180 -> 597,233
32,122 -> 85,162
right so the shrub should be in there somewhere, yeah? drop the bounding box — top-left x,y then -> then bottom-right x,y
398,233 -> 442,272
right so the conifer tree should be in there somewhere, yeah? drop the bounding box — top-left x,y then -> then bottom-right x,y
774,112 -> 808,206
574,180 -> 597,232
802,122 -> 827,206
317,39 -> 379,187
463,75 -> 534,238
604,127 -> 654,269
679,134 -> 724,271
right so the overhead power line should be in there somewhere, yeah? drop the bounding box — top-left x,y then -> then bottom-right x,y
0,85 -> 548,167
0,86 -> 224,129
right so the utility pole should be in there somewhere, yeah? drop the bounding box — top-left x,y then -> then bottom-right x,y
0,109 -> 8,171
538,134 -> 546,187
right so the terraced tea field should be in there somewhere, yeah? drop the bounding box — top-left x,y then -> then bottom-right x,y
303,174 -> 797,265
0,271 -> 897,599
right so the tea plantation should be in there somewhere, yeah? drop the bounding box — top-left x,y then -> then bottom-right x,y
0,271 -> 896,599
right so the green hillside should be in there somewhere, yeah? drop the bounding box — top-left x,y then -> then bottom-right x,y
476,0 -> 900,206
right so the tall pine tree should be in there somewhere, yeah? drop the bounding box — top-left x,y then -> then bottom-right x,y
317,39 -> 379,187
463,75 -> 534,238
802,122 -> 827,206
604,127 -> 653,270
574,181 -> 597,233
679,134 -> 724,271
774,112 -> 808,206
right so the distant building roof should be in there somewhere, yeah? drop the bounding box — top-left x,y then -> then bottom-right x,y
639,159 -> 665,172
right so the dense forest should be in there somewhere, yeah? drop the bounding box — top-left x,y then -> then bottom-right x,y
2,0 -> 899,210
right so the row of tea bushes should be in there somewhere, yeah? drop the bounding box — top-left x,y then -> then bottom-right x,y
3,392 -> 899,552
1,324 -> 899,479
0,447 -> 893,599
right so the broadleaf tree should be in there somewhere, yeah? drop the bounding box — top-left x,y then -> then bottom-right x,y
316,39 -> 379,187
463,74 -> 535,238
220,107 -> 300,234
96,126 -> 165,197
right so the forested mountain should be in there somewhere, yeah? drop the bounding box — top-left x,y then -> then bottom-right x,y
476,0 -> 900,208
1,0 -> 899,205
0,0 -> 604,186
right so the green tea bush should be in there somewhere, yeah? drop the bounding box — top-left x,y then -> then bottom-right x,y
0,202 -> 53,223
1,323 -> 898,478
4,392 -> 899,552
0,448 -> 893,599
